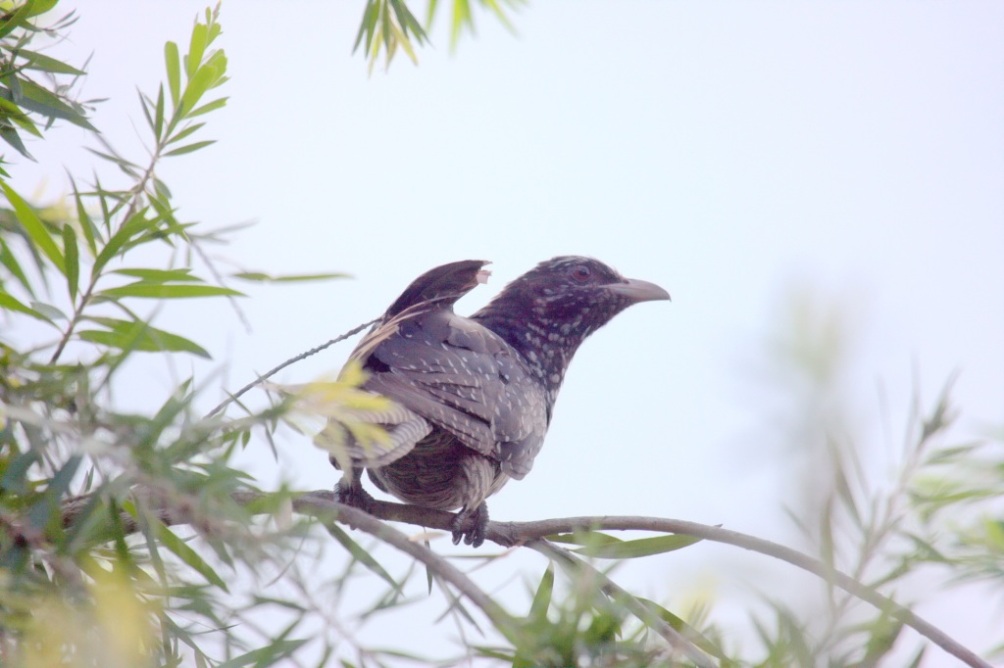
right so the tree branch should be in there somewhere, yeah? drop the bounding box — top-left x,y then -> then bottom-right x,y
49,489 -> 990,668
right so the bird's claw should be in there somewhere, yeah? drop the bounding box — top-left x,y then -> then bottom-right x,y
451,502 -> 489,548
335,474 -> 376,515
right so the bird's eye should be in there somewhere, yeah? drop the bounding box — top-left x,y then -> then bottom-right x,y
570,265 -> 591,282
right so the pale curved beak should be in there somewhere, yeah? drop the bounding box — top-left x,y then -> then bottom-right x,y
606,278 -> 671,303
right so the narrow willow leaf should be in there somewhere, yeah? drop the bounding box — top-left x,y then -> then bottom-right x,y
140,90 -> 157,136
217,639 -> 310,668
179,65 -> 216,115
353,0 -> 380,53
1,182 -> 65,274
0,238 -> 36,297
27,455 -> 82,535
637,597 -> 732,663
0,291 -> 49,322
188,97 -> 228,118
186,22 -> 209,79
0,125 -> 32,159
451,0 -> 473,48
18,78 -> 96,130
70,178 -> 99,254
325,523 -> 400,592
79,322 -> 210,358
165,41 -> 181,108
22,0 -> 59,19
92,209 -> 160,274
112,268 -> 199,282
0,450 -> 40,494
546,531 -> 623,547
164,121 -> 206,145
232,271 -> 350,283
155,522 -> 228,590
154,85 -> 165,139
98,283 -> 243,299
386,18 -> 419,64
62,224 -> 79,299
13,47 -> 86,75
574,533 -> 702,559
528,563 -> 554,620
163,140 -> 216,157
30,301 -> 67,321
0,3 -> 32,39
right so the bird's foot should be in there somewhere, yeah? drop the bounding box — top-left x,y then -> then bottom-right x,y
335,473 -> 376,515
451,502 -> 489,548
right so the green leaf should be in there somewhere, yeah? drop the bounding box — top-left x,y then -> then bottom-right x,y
0,125 -> 33,159
30,301 -> 67,320
164,121 -> 205,145
162,139 -> 216,157
111,268 -> 199,282
217,640 -> 310,668
97,282 -> 243,299
153,85 -> 165,139
187,97 -> 228,118
0,237 -> 35,297
7,47 -> 86,75
637,597 -> 733,663
1,181 -> 64,274
232,271 -> 351,283
0,290 -> 49,322
325,523 -> 401,592
62,224 -> 79,300
165,41 -> 182,108
79,317 -> 211,358
22,0 -> 59,19
178,64 -> 217,116
528,562 -> 553,620
353,0 -> 380,54
0,2 -> 32,39
70,178 -> 99,255
92,209 -> 161,275
186,22 -> 209,79
27,455 -> 82,537
155,521 -> 228,590
16,79 -> 96,130
574,534 -> 702,559
546,531 -> 623,547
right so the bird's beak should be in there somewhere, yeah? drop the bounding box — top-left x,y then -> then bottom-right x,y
606,278 -> 671,303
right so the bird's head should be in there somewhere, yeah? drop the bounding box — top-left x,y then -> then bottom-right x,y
514,256 -> 669,331
474,256 -> 670,391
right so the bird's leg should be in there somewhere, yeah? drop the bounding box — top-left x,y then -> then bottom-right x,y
452,501 -> 489,548
334,466 -> 376,515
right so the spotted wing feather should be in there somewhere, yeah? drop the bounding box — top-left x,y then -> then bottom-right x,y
362,310 -> 548,479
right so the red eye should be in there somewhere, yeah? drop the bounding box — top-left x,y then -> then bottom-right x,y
571,265 -> 591,282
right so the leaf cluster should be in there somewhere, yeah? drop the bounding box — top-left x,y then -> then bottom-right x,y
0,4 -> 343,665
353,0 -> 523,70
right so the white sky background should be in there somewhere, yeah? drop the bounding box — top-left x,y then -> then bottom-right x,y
10,0 -> 1004,663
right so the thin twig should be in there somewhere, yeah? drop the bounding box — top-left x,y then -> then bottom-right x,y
204,319 -> 377,418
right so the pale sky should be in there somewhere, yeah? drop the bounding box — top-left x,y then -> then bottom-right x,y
11,1 -> 1004,663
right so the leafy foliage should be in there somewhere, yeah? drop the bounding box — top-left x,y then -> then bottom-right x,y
353,0 -> 524,70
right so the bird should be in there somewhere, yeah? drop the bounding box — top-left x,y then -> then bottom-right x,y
326,256 -> 670,547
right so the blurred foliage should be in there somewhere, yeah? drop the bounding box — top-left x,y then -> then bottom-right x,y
0,2 -> 1000,667
353,0 -> 524,70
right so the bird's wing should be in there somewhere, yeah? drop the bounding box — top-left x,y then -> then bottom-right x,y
361,311 -> 547,479
321,260 -> 494,470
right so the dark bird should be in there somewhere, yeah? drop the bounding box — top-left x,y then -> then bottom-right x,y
329,256 -> 670,547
